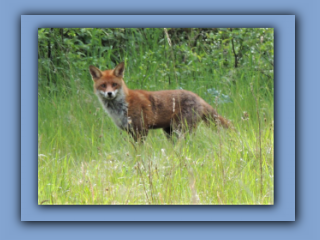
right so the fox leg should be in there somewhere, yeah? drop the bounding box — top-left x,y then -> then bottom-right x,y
130,128 -> 149,143
163,127 -> 173,139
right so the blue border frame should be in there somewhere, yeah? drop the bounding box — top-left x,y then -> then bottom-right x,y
22,15 -> 294,221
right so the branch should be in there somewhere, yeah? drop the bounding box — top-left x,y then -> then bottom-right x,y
230,28 -> 238,68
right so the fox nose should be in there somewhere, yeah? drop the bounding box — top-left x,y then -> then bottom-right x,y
107,92 -> 113,97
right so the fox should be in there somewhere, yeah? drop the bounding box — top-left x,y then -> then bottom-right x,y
89,62 -> 231,142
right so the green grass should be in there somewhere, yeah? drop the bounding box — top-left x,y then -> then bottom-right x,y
38,28 -> 273,205
38,72 -> 273,205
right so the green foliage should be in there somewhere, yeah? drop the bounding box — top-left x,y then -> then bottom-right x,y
38,28 -> 273,93
38,28 -> 274,205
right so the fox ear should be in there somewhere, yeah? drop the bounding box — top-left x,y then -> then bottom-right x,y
89,66 -> 102,81
114,62 -> 125,78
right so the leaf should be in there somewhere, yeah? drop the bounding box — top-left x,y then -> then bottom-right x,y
205,88 -> 232,104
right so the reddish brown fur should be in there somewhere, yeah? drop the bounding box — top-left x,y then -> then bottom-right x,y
89,62 -> 231,141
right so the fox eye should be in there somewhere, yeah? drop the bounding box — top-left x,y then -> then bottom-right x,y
101,83 -> 106,88
112,83 -> 117,87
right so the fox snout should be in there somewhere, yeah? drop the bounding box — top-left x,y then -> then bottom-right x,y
99,89 -> 118,100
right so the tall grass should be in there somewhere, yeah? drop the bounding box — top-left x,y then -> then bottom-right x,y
38,28 -> 274,204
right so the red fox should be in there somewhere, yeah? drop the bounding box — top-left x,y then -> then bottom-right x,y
89,62 -> 231,141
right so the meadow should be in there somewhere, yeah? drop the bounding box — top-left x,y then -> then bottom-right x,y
38,28 -> 274,204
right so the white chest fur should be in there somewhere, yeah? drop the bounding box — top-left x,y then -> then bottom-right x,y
97,90 -> 129,130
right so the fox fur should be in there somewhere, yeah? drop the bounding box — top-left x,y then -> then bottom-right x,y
89,62 -> 231,141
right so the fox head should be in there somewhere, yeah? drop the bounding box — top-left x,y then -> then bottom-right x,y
89,62 -> 125,100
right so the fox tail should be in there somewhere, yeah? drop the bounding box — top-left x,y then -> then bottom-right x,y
202,102 -> 231,129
